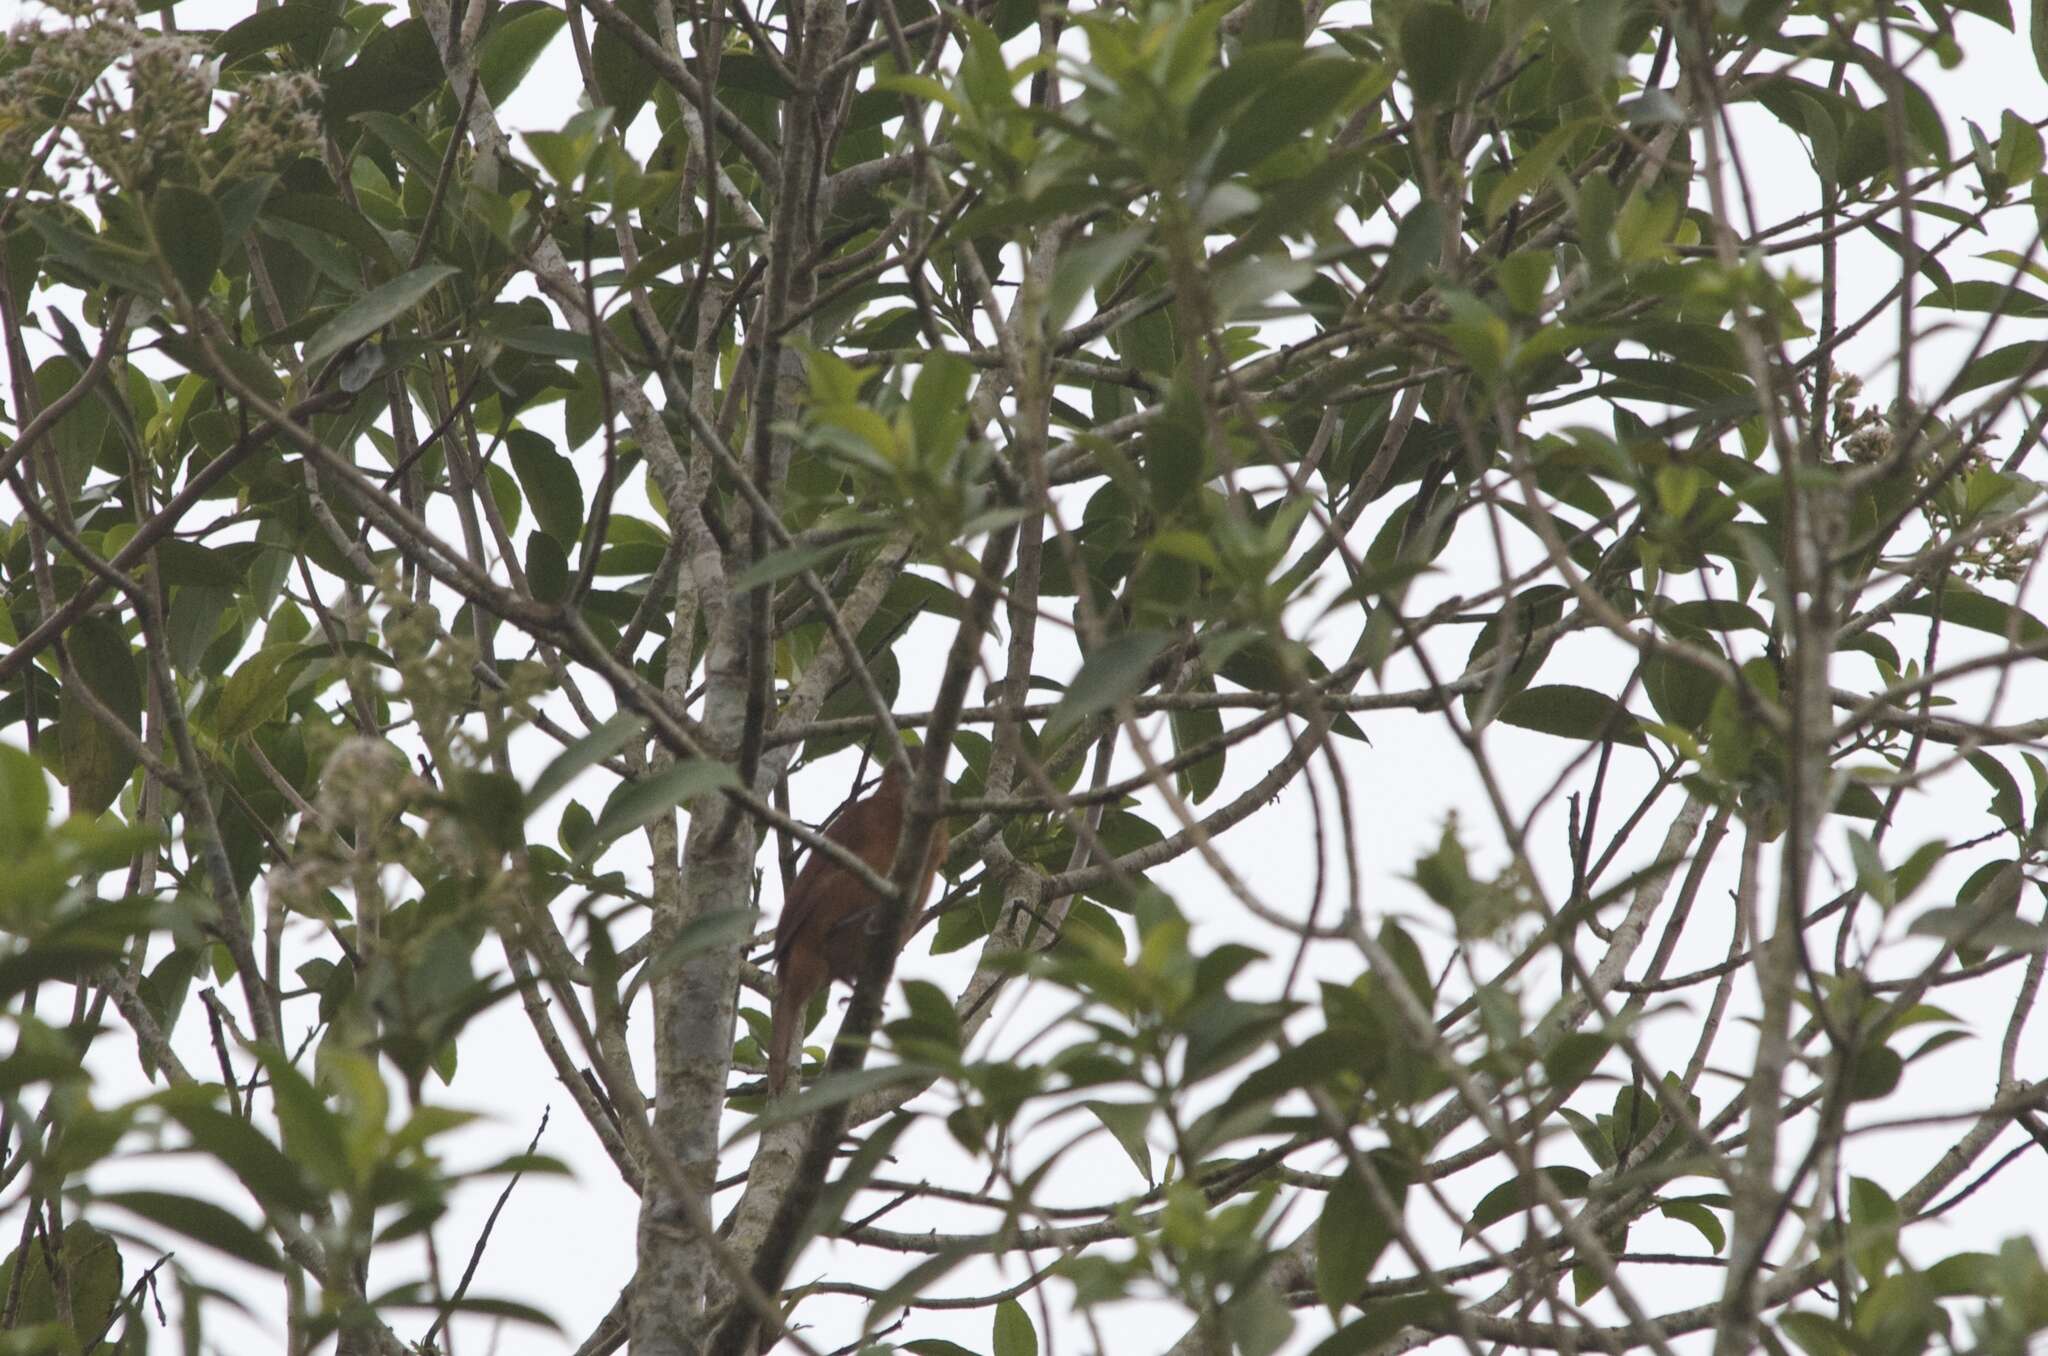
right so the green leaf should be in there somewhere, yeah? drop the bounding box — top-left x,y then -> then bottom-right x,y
485,461 -> 524,535
251,1047 -> 352,1192
1905,909 -> 2047,952
27,207 -> 161,296
480,3 -> 569,104
1046,630 -> 1173,743
528,712 -> 646,812
1644,650 -> 1721,730
0,744 -> 51,858
155,540 -> 254,588
1046,228 -> 1147,336
591,0 -> 660,126
1316,1154 -> 1410,1310
100,1189 -> 281,1269
1168,682 -> 1224,804
213,645 -> 306,742
1227,1283 -> 1294,1356
731,540 -> 854,596
493,325 -> 598,362
527,531 -> 570,603
1486,119 -> 1596,225
323,17 -> 445,127
1497,685 -> 1647,747
503,432 -> 585,544
581,760 -> 740,864
1383,199 -> 1444,298
59,614 -> 142,817
0,1221 -> 124,1334
1465,1165 -> 1591,1236
747,1064 -> 928,1128
0,903 -> 154,1000
1658,1196 -> 1726,1253
2000,110 -> 2046,185
1214,55 -> 1363,176
1542,1032 -> 1611,1095
1560,1106 -> 1614,1169
151,185 -> 223,301
1085,1101 -> 1154,1185
161,1096 -> 323,1214
909,351 -> 975,461
1848,1176 -> 1899,1281
1463,585 -> 1566,726
261,193 -> 400,276
1780,1311 -> 1855,1356
1401,3 -> 1494,107
31,354 -> 110,496
216,3 -> 342,63
627,908 -> 762,1006
524,107 -> 616,188
1950,339 -> 2048,397
354,111 -> 441,178
1896,584 -> 2048,645
303,265 -> 458,368
1967,751 -> 2026,829
994,1298 -> 1038,1356
371,1284 -> 564,1331
1307,1294 -> 1457,1356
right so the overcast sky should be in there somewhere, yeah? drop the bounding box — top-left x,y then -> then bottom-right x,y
4,1 -> 2048,1352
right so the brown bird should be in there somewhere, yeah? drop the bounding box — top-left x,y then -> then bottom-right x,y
767,759 -> 949,1094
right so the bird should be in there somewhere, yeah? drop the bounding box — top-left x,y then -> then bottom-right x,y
767,758 -> 949,1094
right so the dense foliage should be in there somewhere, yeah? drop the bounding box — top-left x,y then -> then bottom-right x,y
4,0 -> 2048,1353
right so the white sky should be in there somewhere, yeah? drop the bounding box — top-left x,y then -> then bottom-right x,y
3,1 -> 2048,1353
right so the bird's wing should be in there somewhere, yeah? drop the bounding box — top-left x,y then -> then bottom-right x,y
775,797 -> 887,966
773,855 -> 839,969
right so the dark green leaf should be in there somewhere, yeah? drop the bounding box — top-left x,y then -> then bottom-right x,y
1401,3 -> 1496,106
1168,682 -> 1224,804
1307,1294 -> 1458,1356
151,185 -> 223,301
1658,1197 -> 1726,1253
527,531 -> 570,603
1317,1154 -> 1410,1309
732,540 -> 854,596
1085,1101 -> 1153,1185
529,712 -> 646,811
591,0 -> 660,126
59,614 -> 141,817
215,2 -> 342,63
1848,1176 -> 1899,1280
251,1047 -> 351,1191
100,1190 -> 280,1269
160,1097 -> 323,1214
480,4 -> 569,104
324,18 -> 445,127
303,265 -> 459,368
994,1298 -> 1038,1356
582,760 -> 740,864
1966,752 -> 2025,830
1896,584 -> 2048,645
1780,1311 -> 1855,1356
503,436 -> 585,548
1497,685 -> 1647,747
1046,630 -> 1173,743
1950,339 -> 2048,397
0,742 -> 51,858
1214,55 -> 1363,176
355,111 -> 442,178
1465,1165 -> 1591,1236
0,1221 -> 124,1334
